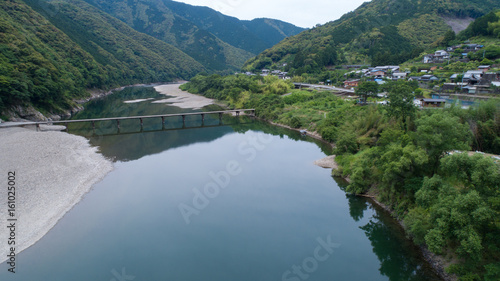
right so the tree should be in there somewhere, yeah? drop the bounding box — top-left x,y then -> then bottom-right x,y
442,30 -> 456,46
414,111 -> 471,172
356,81 -> 379,103
386,81 -> 416,131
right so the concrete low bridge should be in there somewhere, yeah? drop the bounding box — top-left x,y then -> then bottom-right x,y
0,109 -> 256,131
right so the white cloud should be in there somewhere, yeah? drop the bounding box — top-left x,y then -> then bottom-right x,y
175,0 -> 369,28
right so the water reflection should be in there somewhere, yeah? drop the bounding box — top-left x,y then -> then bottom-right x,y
49,86 -> 438,281
351,200 -> 440,281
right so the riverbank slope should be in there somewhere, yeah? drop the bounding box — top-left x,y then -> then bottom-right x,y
0,126 -> 113,264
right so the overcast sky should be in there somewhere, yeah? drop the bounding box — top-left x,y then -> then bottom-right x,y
175,0 -> 370,28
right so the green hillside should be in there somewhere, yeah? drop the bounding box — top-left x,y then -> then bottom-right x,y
161,1 -> 305,53
244,0 -> 500,74
80,0 -> 304,71
0,0 -> 203,114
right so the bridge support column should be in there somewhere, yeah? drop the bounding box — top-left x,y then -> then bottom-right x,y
201,114 -> 205,122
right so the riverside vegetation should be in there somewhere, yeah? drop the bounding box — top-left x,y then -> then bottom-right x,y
181,74 -> 500,281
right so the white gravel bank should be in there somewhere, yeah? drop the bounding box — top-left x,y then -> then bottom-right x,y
314,155 -> 338,169
0,127 -> 113,264
153,83 -> 214,109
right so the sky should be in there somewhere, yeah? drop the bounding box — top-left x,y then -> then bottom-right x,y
175,0 -> 370,28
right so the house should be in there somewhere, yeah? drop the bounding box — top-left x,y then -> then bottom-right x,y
419,75 -> 439,82
447,45 -> 462,52
423,50 -> 450,63
478,65 -> 491,73
482,73 -> 500,82
463,44 -> 484,53
375,65 -> 400,72
368,69 -> 386,78
423,55 -> 435,64
421,98 -> 446,107
392,72 -> 407,80
451,71 -> 484,83
464,70 -> 484,83
435,50 -> 450,58
343,79 -> 360,89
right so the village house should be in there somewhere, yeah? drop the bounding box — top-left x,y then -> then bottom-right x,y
368,69 -> 386,78
391,72 -> 407,80
419,75 -> 439,82
423,50 -> 450,63
447,45 -> 462,52
343,79 -> 360,89
421,98 -> 446,107
374,66 -> 400,73
463,44 -> 484,53
478,65 -> 491,73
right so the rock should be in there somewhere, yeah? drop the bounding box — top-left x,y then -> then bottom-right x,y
314,155 -> 338,169
5,105 -> 48,122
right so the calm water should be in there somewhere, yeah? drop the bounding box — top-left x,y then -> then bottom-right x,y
1,86 -> 440,280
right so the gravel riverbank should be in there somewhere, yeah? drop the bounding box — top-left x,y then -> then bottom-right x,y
0,126 -> 113,264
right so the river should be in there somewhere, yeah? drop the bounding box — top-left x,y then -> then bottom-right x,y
0,85 -> 440,280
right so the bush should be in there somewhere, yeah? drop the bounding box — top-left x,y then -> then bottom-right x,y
289,116 -> 302,128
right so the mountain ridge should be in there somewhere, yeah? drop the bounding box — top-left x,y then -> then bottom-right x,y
244,0 -> 500,73
0,0 -> 204,115
80,0 -> 305,71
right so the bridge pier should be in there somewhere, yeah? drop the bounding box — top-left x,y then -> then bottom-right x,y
2,109 -> 255,131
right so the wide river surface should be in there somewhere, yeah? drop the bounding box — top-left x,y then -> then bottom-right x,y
1,85 -> 440,280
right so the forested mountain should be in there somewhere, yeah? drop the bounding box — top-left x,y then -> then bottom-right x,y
244,0 -> 500,74
0,0 -> 203,114
80,0 -> 304,71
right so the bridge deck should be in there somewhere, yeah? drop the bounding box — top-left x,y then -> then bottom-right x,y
0,109 -> 255,129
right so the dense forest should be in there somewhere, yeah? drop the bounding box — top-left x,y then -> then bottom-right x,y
181,74 -> 500,281
0,0 -> 303,117
244,0 -> 500,74
0,0 -> 204,115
